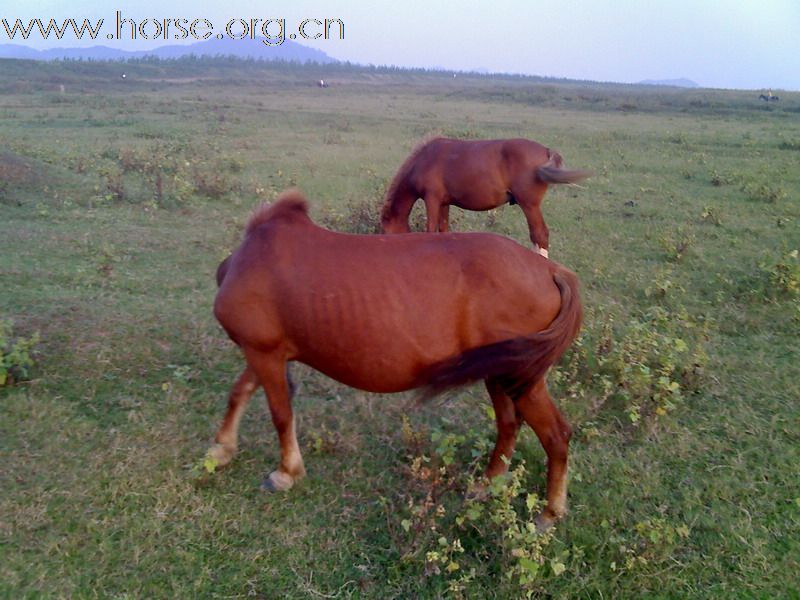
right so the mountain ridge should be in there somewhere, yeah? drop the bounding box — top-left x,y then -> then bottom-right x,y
0,38 -> 336,63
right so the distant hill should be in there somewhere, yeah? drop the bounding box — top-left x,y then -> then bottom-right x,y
638,78 -> 699,88
0,38 -> 336,63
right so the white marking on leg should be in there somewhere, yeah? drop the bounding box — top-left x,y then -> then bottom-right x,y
281,416 -> 306,479
207,442 -> 236,467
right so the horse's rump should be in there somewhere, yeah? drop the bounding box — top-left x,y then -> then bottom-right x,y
419,267 -> 581,400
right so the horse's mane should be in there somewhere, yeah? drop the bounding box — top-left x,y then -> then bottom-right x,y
246,189 -> 311,234
383,137 -> 441,206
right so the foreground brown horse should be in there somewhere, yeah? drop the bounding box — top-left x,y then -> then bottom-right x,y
211,190 -> 582,529
380,137 -> 591,257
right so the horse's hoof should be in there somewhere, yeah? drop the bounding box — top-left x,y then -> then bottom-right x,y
532,244 -> 549,259
207,443 -> 236,467
465,481 -> 489,502
260,470 -> 295,492
534,510 -> 561,533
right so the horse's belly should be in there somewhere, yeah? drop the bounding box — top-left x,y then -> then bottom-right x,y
291,326 -> 471,394
296,351 -> 423,394
450,186 -> 508,211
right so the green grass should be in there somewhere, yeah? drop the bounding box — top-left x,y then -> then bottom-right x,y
1,57 -> 799,598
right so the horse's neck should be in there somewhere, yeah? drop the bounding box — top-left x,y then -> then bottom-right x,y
385,185 -> 417,219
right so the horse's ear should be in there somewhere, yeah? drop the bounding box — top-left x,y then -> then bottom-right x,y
246,189 -> 310,232
216,255 -> 232,286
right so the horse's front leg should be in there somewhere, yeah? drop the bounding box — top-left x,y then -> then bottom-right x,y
511,182 -> 550,257
423,193 -> 444,233
208,366 -> 260,466
242,347 -> 306,491
438,204 -> 450,233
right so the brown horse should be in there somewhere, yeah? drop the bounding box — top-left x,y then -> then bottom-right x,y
210,190 -> 582,529
380,137 -> 591,258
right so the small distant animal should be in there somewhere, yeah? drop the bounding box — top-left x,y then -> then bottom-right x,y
380,138 -> 591,258
317,79 -> 328,88
759,93 -> 779,101
210,190 -> 583,531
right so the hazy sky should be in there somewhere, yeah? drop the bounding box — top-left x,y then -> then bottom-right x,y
6,0 -> 800,90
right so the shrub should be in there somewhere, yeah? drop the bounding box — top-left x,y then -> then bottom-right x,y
742,180 -> 787,203
658,228 -> 695,262
191,166 -> 234,200
709,169 -> 730,186
761,249 -> 800,298
700,205 -> 723,226
441,127 -> 484,139
597,307 -> 704,425
778,140 -> 800,151
100,166 -> 125,202
321,197 -> 383,234
552,286 -> 710,430
645,267 -> 685,299
392,415 -> 560,598
0,319 -> 40,387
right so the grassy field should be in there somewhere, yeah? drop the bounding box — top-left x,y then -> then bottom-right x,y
1,57 -> 799,598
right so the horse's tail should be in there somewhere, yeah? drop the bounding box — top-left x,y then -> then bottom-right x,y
419,265 -> 582,401
535,150 -> 592,185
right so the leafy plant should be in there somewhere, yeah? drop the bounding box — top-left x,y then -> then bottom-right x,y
552,287 -> 710,430
742,180 -> 787,204
761,249 -> 800,298
658,227 -> 695,262
392,416 -> 561,598
321,196 -> 383,234
700,205 -> 723,226
778,140 -> 800,151
709,169 -> 730,187
645,267 -> 685,299
0,319 -> 40,387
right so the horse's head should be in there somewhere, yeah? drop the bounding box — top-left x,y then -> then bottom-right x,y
380,204 -> 412,234
381,219 -> 411,234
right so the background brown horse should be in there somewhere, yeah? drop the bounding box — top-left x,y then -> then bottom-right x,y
211,190 -> 582,529
380,137 -> 591,257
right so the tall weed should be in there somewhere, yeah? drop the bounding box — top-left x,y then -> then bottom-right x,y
0,319 -> 39,387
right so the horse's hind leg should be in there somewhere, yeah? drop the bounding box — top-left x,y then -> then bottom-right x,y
208,365 -> 260,467
514,183 -> 550,257
485,377 -> 521,478
515,378 -> 572,530
243,347 -> 306,492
